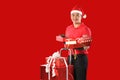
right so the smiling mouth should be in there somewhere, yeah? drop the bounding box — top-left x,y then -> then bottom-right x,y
73,19 -> 78,21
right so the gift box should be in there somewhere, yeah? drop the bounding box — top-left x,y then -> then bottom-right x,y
64,38 -> 92,49
40,64 -> 74,80
40,64 -> 48,80
40,48 -> 74,80
64,41 -> 91,49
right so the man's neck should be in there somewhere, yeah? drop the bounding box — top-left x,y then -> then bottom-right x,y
73,23 -> 81,28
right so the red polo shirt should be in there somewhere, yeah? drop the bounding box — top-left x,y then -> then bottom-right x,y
65,23 -> 91,39
65,23 -> 91,54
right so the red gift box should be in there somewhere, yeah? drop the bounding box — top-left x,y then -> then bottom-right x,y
64,38 -> 92,49
40,64 -> 74,80
40,64 -> 48,80
64,41 -> 91,49
40,48 -> 74,80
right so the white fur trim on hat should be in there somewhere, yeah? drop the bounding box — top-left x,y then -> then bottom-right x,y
71,10 -> 82,15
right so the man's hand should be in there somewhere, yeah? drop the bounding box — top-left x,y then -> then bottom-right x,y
76,35 -> 92,44
56,35 -> 64,42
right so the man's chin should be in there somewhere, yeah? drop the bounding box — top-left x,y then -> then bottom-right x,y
74,22 -> 80,24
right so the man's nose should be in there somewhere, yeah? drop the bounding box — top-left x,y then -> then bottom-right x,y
73,16 -> 77,19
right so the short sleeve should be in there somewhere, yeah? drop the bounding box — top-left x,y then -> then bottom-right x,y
65,26 -> 70,38
82,27 -> 92,37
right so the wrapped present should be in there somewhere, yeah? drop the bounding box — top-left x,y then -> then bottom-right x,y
64,38 -> 92,49
40,64 -> 48,80
41,51 -> 68,80
40,64 -> 74,80
40,57 -> 68,80
56,34 -> 92,49
40,48 -> 74,80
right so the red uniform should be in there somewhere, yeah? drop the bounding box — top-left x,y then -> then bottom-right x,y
65,23 -> 91,39
65,23 -> 92,80
65,22 -> 91,54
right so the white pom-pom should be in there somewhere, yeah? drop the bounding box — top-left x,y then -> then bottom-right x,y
83,14 -> 87,19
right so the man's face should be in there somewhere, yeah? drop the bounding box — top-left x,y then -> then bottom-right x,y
71,12 -> 82,24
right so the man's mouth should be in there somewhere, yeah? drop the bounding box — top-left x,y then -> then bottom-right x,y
73,20 -> 78,21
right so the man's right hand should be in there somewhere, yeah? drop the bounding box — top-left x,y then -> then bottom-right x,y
56,35 -> 65,42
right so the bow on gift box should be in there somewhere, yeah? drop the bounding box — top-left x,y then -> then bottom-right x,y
45,51 -> 60,77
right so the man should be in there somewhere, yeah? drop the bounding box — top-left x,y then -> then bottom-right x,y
56,5 -> 92,80
65,6 -> 91,80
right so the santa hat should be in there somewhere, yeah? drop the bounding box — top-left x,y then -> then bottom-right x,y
71,5 -> 87,19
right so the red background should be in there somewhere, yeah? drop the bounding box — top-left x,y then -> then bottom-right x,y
1,0 -> 120,80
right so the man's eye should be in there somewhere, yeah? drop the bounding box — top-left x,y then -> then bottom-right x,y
76,14 -> 80,16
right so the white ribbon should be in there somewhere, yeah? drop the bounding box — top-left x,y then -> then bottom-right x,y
45,51 -> 68,80
45,51 -> 60,77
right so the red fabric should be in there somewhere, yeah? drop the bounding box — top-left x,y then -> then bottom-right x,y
65,23 -> 91,54
73,49 -> 88,54
65,23 -> 91,39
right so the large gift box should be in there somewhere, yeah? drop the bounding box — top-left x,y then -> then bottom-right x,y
40,64 -> 74,80
40,48 -> 74,80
